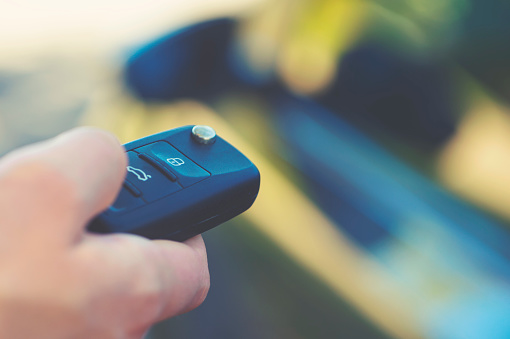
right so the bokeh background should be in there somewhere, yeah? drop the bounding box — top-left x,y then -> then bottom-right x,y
2,0 -> 510,338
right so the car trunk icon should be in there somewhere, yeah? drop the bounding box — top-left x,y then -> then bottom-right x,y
127,166 -> 152,181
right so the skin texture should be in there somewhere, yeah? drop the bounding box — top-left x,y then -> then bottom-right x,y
0,128 -> 210,339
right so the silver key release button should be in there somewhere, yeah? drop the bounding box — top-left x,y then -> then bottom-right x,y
191,125 -> 216,145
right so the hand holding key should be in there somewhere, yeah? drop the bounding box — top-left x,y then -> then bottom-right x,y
89,125 -> 260,241
0,128 -> 209,339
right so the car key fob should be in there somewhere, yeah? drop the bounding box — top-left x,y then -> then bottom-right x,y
88,125 -> 260,241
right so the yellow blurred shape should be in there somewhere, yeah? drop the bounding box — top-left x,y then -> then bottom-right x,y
277,0 -> 368,94
236,0 -> 298,79
438,101 -> 510,221
82,101 -> 422,339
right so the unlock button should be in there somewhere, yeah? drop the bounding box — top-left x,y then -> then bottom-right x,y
125,151 -> 182,202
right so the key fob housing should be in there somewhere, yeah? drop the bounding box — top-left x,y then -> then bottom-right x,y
88,126 -> 260,241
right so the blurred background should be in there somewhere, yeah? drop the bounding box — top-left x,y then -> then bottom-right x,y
2,0 -> 510,338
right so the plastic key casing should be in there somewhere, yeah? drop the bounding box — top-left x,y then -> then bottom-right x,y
88,126 -> 260,241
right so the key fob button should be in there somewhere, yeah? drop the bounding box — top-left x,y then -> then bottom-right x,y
126,151 -> 182,202
110,186 -> 144,211
123,180 -> 142,197
136,141 -> 210,187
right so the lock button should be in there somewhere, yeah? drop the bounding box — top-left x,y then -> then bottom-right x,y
136,142 -> 210,187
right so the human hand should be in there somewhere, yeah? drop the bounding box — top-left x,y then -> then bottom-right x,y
0,128 -> 209,339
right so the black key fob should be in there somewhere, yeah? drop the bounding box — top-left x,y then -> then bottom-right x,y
88,125 -> 260,241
